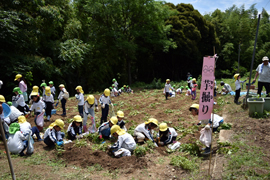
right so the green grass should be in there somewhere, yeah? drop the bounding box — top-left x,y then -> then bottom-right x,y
170,155 -> 200,171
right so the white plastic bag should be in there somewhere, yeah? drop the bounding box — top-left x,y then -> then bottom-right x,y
199,127 -> 212,148
168,142 -> 181,150
114,148 -> 131,157
27,131 -> 34,154
36,112 -> 44,127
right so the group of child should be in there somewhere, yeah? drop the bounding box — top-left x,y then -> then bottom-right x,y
163,78 -> 197,100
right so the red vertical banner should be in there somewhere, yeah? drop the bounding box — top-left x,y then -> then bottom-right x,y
199,57 -> 215,120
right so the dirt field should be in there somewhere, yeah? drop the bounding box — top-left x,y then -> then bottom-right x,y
0,89 -> 270,180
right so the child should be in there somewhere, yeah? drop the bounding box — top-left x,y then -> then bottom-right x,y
13,87 -> 30,114
49,81 -> 56,99
30,92 -> 45,130
111,84 -> 119,97
123,85 -> 127,92
7,123 -> 31,156
3,98 -> 23,125
109,125 -> 136,157
187,77 -> 192,89
67,115 -> 83,140
189,104 -> 224,154
134,118 -> 158,146
185,86 -> 191,96
43,86 -> 54,121
18,115 -> 43,141
29,86 -> 39,103
220,81 -> 232,95
98,116 -> 118,139
157,123 -> 178,146
44,119 -> 65,147
126,85 -> 132,93
164,79 -> 174,100
191,78 -> 198,100
14,74 -> 28,102
99,88 -> 113,124
40,83 -> 47,97
112,78 -> 118,89
75,86 -> 84,117
84,95 -> 98,133
57,84 -> 69,117
234,74 -> 247,105
116,111 -> 127,131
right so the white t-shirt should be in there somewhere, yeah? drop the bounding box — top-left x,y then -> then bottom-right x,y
256,63 -> 270,83
30,100 -> 45,113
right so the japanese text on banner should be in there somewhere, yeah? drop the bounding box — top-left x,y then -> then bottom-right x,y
199,57 -> 215,120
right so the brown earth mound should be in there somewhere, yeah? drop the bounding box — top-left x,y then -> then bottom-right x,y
63,143 -> 147,171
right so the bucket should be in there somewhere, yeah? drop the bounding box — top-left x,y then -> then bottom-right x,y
2,103 -> 11,118
264,97 -> 270,111
247,98 -> 265,116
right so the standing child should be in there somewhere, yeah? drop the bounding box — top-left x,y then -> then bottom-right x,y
13,87 -> 30,114
44,119 -> 65,147
43,86 -> 54,121
30,92 -> 45,130
67,115 -> 83,140
49,81 -> 56,99
40,83 -> 47,97
234,74 -> 248,105
116,111 -> 127,131
14,74 -> 28,102
75,86 -> 84,117
84,95 -> 98,133
57,84 -> 69,117
164,79 -> 174,100
187,77 -> 193,89
98,116 -> 118,139
99,88 -> 113,124
191,78 -> 198,100
112,78 -> 118,89
29,86 -> 39,104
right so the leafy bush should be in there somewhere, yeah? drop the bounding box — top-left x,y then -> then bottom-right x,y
134,146 -> 147,157
179,143 -> 200,156
170,156 -> 199,171
220,123 -> 232,130
73,139 -> 88,148
144,78 -> 163,89
56,144 -> 65,156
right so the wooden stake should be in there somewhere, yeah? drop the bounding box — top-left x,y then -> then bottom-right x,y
0,120 -> 16,180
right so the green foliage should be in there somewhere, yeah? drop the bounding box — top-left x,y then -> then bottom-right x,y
134,146 -> 147,157
55,145 -> 65,156
170,156 -> 199,171
220,123 -> 232,130
144,78 -> 164,89
87,133 -> 104,144
73,139 -> 88,148
91,142 -> 110,152
179,142 -> 200,156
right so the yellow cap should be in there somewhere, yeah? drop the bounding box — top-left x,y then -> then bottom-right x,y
189,104 -> 199,111
145,118 -> 158,126
104,88 -> 110,96
59,84 -> 65,88
192,78 -> 196,83
166,79 -> 170,82
111,125 -> 126,136
45,86 -> 51,96
234,74 -> 240,80
123,85 -> 126,88
0,95 -> 6,103
86,95 -> 95,104
18,115 -> 27,124
110,116 -> 118,125
49,119 -> 65,130
159,123 -> 168,132
73,115 -> 83,122
30,92 -> 39,96
14,74 -> 22,81
75,86 -> 84,94
117,111 -> 124,118
32,86 -> 39,93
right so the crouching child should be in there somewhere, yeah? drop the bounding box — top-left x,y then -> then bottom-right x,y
44,119 -> 65,147
98,116 -> 118,139
7,123 -> 32,156
67,115 -> 83,140
109,125 -> 136,157
116,111 -> 127,131
157,123 -> 178,146
134,118 -> 158,146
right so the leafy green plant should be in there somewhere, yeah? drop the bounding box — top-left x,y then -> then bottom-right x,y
56,144 -> 65,156
73,139 -> 88,148
179,142 -> 200,156
164,109 -> 174,114
170,156 -> 199,171
91,142 -> 110,151
217,122 -> 232,131
87,133 -> 104,144
134,146 -> 147,157
129,110 -> 140,116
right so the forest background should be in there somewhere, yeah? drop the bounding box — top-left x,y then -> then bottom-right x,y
1,0 -> 270,97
